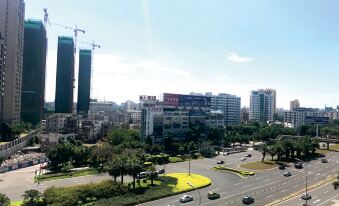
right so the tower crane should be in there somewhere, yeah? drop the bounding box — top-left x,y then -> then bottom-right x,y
43,8 -> 85,54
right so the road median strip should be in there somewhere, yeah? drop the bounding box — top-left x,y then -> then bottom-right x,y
212,166 -> 255,177
265,175 -> 337,206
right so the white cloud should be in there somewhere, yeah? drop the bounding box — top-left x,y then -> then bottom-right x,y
227,52 -> 255,63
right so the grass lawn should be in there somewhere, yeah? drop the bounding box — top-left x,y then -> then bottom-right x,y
165,173 -> 212,192
169,156 -> 185,163
36,168 -> 98,182
11,201 -> 22,206
212,166 -> 255,177
330,144 -> 339,151
240,160 -> 278,170
316,148 -> 330,155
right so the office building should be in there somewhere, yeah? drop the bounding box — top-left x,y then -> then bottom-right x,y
77,49 -> 91,114
290,99 -> 300,111
21,19 -> 47,125
258,88 -> 276,114
249,90 -> 275,123
55,36 -> 74,113
205,92 -> 241,125
0,0 -> 25,122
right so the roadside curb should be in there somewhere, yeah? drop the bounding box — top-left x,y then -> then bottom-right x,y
265,175 -> 337,206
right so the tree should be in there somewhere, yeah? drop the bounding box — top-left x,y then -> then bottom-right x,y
104,157 -> 120,182
90,144 -> 114,169
22,189 -> 45,206
0,193 -> 10,206
117,154 -> 128,184
260,145 -> 267,162
127,155 -> 143,190
147,165 -> 157,186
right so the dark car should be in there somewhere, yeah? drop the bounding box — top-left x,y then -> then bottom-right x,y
283,171 -> 291,177
246,154 -> 252,157
321,158 -> 328,163
295,162 -> 303,169
301,193 -> 311,200
207,191 -> 220,200
278,165 -> 286,170
158,169 -> 165,174
217,160 -> 224,164
242,196 -> 254,204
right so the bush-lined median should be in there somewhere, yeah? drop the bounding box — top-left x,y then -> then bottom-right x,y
36,168 -> 98,182
212,166 -> 255,176
41,173 -> 211,206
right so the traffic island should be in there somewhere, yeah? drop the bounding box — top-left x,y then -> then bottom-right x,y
239,160 -> 278,170
41,173 -> 212,206
212,166 -> 255,177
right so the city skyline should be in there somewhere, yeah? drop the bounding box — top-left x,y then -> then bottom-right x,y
25,0 -> 339,109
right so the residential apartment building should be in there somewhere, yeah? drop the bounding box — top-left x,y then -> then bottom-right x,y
46,113 -> 71,133
284,107 -> 329,128
55,36 -> 74,113
89,101 -> 114,113
249,90 -> 275,123
205,92 -> 241,125
21,19 -> 47,125
0,0 -> 25,122
290,99 -> 300,111
77,49 -> 92,115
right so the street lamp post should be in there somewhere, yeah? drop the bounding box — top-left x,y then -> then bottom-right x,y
187,182 -> 201,206
295,158 -> 308,206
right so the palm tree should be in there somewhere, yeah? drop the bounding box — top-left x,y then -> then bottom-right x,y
147,165 -> 158,186
260,145 -> 267,162
117,154 -> 128,184
127,156 -> 143,190
267,146 -> 277,161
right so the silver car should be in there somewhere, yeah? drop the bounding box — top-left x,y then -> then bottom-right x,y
179,195 -> 193,203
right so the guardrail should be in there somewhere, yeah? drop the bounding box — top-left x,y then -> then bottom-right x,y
0,127 -> 44,159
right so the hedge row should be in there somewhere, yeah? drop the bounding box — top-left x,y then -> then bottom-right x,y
213,166 -> 255,176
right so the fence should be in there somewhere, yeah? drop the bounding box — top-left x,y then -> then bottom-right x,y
0,156 -> 48,173
0,127 -> 44,159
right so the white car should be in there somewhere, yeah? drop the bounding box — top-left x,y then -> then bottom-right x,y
240,157 -> 246,161
179,195 -> 193,203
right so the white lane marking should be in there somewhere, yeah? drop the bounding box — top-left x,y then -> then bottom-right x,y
280,189 -> 287,193
265,195 -> 273,199
263,178 -> 271,182
313,199 -> 321,204
324,190 -> 329,194
293,185 -> 298,188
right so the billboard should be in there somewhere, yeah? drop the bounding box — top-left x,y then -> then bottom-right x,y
163,93 -> 211,107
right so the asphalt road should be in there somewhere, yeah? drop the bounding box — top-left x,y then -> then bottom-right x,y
1,149 -> 338,205
143,150 -> 339,206
279,180 -> 339,206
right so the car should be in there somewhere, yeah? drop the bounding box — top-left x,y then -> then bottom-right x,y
207,191 -> 220,200
301,193 -> 312,200
179,195 -> 193,203
217,160 -> 224,164
138,172 -> 147,179
246,154 -> 252,157
242,196 -> 254,204
278,165 -> 286,170
240,157 -> 246,161
321,158 -> 328,163
283,171 -> 291,177
158,169 -> 165,174
295,162 -> 303,169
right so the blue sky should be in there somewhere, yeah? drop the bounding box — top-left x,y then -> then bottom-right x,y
25,0 -> 339,109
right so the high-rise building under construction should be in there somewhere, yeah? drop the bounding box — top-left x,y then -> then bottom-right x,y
55,36 -> 74,113
77,49 -> 92,115
21,19 -> 47,125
